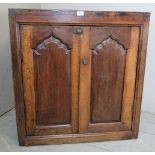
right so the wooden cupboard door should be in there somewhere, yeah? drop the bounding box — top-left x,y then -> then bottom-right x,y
20,25 -> 79,136
79,26 -> 140,133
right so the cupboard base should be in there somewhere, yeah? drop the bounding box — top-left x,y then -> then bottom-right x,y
22,131 -> 136,146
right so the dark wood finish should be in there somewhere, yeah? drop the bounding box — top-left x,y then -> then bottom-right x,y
85,27 -> 140,133
9,9 -> 26,145
90,26 -> 131,50
121,27 -> 140,129
90,26 -> 129,123
13,9 -> 149,25
9,9 -> 150,146
132,22 -> 150,138
24,131 -> 133,145
79,27 -> 91,133
19,25 -> 79,136
32,26 -> 72,125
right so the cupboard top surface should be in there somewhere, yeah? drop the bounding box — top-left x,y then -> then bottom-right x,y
9,9 -> 150,25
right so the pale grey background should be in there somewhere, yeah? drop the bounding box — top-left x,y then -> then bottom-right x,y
0,4 -> 40,115
0,3 -> 154,116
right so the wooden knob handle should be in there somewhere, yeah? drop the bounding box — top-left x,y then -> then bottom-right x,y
82,58 -> 89,65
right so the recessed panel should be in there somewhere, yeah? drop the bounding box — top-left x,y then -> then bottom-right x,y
90,27 -> 131,123
32,26 -> 72,125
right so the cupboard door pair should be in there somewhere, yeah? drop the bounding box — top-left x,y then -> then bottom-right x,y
20,25 -> 139,136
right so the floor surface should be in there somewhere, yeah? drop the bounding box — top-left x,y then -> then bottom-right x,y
0,109 -> 155,152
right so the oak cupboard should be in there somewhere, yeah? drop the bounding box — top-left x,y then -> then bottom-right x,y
9,9 -> 150,146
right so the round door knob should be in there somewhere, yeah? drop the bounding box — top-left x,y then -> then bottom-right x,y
82,58 -> 89,65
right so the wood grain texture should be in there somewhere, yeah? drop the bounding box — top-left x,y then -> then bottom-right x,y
24,131 -> 133,146
34,46 -> 71,125
11,9 -> 150,25
20,26 -> 36,135
33,31 -> 71,125
90,26 -> 131,50
9,10 -> 27,145
88,122 -> 128,133
31,125 -> 72,136
30,25 -> 74,126
9,9 -> 150,145
90,29 -> 128,123
31,26 -> 73,50
121,27 -> 140,129
33,35 -> 70,55
79,27 -> 91,133
20,25 -> 78,136
132,21 -> 150,137
71,27 -> 81,133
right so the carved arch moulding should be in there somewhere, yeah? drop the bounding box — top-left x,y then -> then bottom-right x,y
32,35 -> 71,55
91,35 -> 128,55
